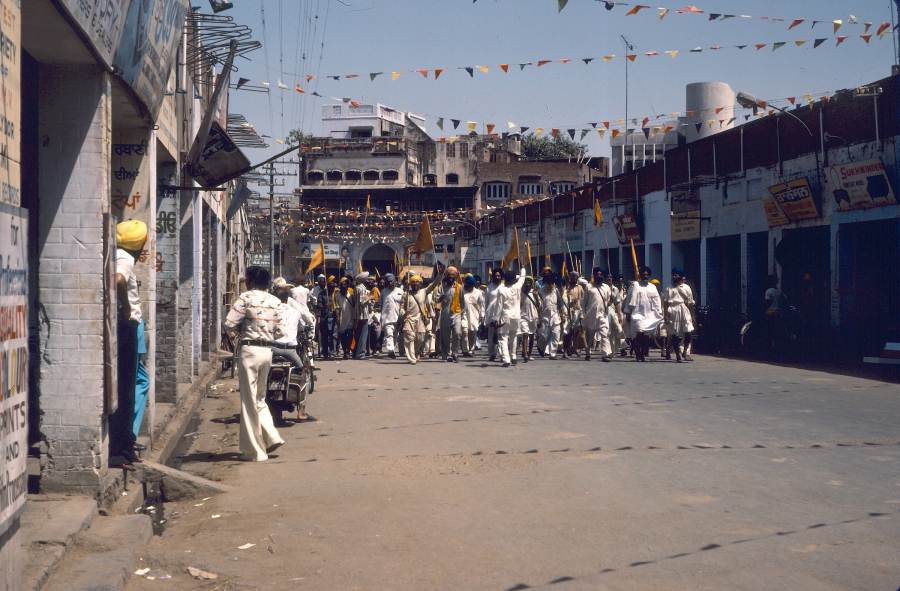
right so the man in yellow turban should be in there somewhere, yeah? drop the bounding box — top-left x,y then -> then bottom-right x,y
109,220 -> 148,470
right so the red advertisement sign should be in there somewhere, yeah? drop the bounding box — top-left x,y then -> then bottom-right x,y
613,214 -> 642,244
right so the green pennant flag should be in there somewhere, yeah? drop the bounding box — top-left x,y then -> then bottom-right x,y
558,0 -> 569,11
370,72 -> 382,81
580,129 -> 589,140
772,42 -> 786,50
518,62 -> 532,70
437,117 -> 444,130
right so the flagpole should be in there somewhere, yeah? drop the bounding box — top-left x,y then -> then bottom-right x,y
357,195 -> 371,273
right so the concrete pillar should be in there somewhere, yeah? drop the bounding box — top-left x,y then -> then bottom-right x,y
699,236 -> 708,306
155,166 -> 178,402
740,232 -> 749,316
37,65 -> 111,492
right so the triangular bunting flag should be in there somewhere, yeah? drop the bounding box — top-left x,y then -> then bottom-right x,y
706,120 -> 714,128
350,101 -> 360,108
642,128 -> 650,139
663,125 -> 673,133
589,123 -> 597,128
295,82 -> 306,93
519,63 -> 532,70
305,75 -> 315,82
497,64 -> 509,72
520,127 -> 529,134
835,36 -> 848,46
690,47 -> 702,52
391,72 -> 403,81
833,20 -> 842,34
436,117 -> 444,130
476,66 -> 489,73
551,128 -> 560,138
645,51 -> 658,56
772,42 -> 786,50
694,123 -> 702,133
558,59 -> 571,64
370,72 -> 382,81
625,55 -> 637,62
848,15 -> 858,24
658,8 -> 669,20
650,126 -> 661,137
715,107 -> 724,114
535,128 -> 544,138
726,118 -> 735,125
602,122 -> 610,129
277,79 -> 288,89
735,45 -> 747,49
625,5 -> 649,15
603,55 -> 616,62
642,117 -> 649,127
558,0 -> 568,11
861,34 -> 872,44
598,129 -> 606,138
611,129 -> 619,139
415,70 -> 428,78
537,60 -> 551,67
665,51 -> 678,57
708,13 -> 720,20
448,136 -> 458,144
795,40 -> 807,46
467,121 -> 477,133
464,67 -> 474,77
236,77 -> 249,89
434,68 -> 447,79
580,129 -> 589,140
788,18 -> 804,30
346,74 -> 359,78
486,124 -> 495,134
876,23 -> 890,36
813,38 -> 827,48
786,97 -> 795,105
507,122 -> 516,129
864,22 -> 872,33
452,119 -> 461,129
624,129 -> 634,137
754,44 -> 767,50
582,58 -> 594,64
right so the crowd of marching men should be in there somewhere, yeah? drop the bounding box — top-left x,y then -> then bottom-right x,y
276,261 -> 697,367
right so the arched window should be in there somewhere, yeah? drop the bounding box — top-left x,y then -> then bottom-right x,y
306,170 -> 324,182
326,170 -> 343,181
363,170 -> 380,181
483,182 -> 510,201
551,182 -> 576,195
382,170 -> 399,181
344,170 -> 362,181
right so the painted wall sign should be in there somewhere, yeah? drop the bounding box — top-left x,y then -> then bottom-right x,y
671,210 -> 701,241
825,157 -> 897,212
297,243 -> 342,260
762,199 -> 790,227
249,252 -> 271,267
767,177 -> 818,222
0,0 -> 20,206
612,214 -> 642,244
58,0 -> 132,69
0,203 -> 28,537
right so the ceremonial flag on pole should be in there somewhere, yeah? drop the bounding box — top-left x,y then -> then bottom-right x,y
366,195 -> 371,211
501,227 -> 520,270
411,215 -> 434,261
305,239 -> 325,275
594,198 -> 603,227
545,253 -> 551,269
526,241 -> 533,275
630,239 -> 640,280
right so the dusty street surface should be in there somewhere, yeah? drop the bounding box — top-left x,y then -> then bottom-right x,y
126,354 -> 900,591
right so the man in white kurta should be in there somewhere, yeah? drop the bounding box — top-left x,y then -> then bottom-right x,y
460,275 -> 484,357
482,270 -> 504,360
489,268 -> 526,367
581,267 -> 613,361
379,274 -> 403,359
663,267 -> 695,362
537,277 -> 566,360
399,276 -> 428,364
623,266 -> 664,362
518,276 -> 540,361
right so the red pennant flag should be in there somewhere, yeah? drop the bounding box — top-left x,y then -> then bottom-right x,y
350,101 -> 361,108
345,74 -> 360,78
860,34 -> 872,44
497,64 -> 509,72
625,55 -> 637,62
754,44 -> 767,50
305,75 -> 315,82
876,22 -> 890,36
434,68 -> 447,79
551,128 -> 560,138
415,70 -> 429,78
682,6 -> 703,13
537,60 -> 552,67
710,46 -> 723,50
787,97 -> 796,105
645,51 -> 658,56
602,122 -> 610,129
486,124 -> 495,134
642,117 -> 649,127
788,18 -> 804,30
625,5 -> 649,15
295,82 -> 306,93
835,36 -> 849,46
715,107 -> 724,114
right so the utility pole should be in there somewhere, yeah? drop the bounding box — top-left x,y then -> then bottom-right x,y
255,160 -> 299,279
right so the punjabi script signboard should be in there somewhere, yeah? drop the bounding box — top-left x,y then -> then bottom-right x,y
767,177 -> 818,222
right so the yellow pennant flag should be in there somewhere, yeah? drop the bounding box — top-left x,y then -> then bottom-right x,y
603,55 -> 616,62
305,239 -> 325,275
476,66 -> 489,73
501,227 -> 520,270
594,199 -> 602,227
448,136 -> 459,144
467,121 -> 477,133
665,51 -> 678,58
391,72 -> 403,81
535,128 -> 544,138
411,214 -> 434,258
597,129 -> 605,138
794,40 -> 807,46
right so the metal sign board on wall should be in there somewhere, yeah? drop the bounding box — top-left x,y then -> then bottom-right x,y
612,214 -> 642,244
298,243 -> 342,259
249,252 -> 271,267
191,122 -> 251,188
58,0 -> 132,69
762,199 -> 790,226
825,157 -> 897,212
671,210 -> 701,241
0,202 -> 28,537
767,177 -> 818,222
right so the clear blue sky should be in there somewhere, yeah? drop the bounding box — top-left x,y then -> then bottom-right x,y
225,0 -> 898,160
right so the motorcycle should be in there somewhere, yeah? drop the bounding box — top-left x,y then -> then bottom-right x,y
266,332 -> 315,426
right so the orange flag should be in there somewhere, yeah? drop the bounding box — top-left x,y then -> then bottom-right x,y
501,227 -> 520,270
434,68 -> 447,79
626,5 -> 649,15
486,124 -> 495,134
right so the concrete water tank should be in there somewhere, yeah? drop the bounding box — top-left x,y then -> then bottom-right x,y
684,82 -> 735,143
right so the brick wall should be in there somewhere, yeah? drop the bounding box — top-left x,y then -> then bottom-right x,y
36,65 -> 111,493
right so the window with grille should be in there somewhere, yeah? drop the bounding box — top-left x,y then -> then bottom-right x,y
382,170 -> 399,181
446,173 -> 459,184
551,182 -> 575,195
459,143 -> 468,158
424,174 -> 437,185
446,143 -> 455,158
519,182 -> 542,195
484,182 -> 510,201
363,170 -> 379,181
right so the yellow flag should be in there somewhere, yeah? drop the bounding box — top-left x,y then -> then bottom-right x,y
594,199 -> 602,227
561,260 -> 568,278
501,227 -> 520,270
535,128 -> 544,138
411,214 -> 434,257
305,240 -> 325,275
630,239 -> 640,280
467,121 -> 477,133
366,195 -> 371,211
544,253 -> 551,270
391,72 -> 403,80
526,241 -> 533,274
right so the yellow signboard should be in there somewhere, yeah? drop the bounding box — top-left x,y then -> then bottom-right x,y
671,210 -> 701,241
767,177 -> 818,222
762,199 -> 789,226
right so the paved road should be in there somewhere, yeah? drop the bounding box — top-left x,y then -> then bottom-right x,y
127,353 -> 900,591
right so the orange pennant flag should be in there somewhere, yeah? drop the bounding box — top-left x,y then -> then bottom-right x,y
625,55 -> 637,62
558,58 -> 571,63
537,60 -> 552,67
350,101 -> 361,108
715,107 -> 724,114
434,68 -> 447,79
626,5 -> 650,15
611,129 -> 620,139
345,74 -> 359,78
835,36 -> 849,46
486,124 -> 495,134
754,44 -> 767,50
876,22 -> 890,36
787,97 -> 796,105
788,18 -> 804,30
602,121 -> 610,129
295,82 -> 306,93
860,34 -> 872,44
642,117 -> 649,127
415,70 -> 429,78
497,64 -> 509,72
551,128 -> 560,138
